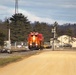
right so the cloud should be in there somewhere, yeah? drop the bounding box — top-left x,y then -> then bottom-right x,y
0,5 -> 14,19
19,9 -> 75,24
19,9 -> 55,23
0,5 -> 55,24
0,5 -> 75,25
61,4 -> 76,8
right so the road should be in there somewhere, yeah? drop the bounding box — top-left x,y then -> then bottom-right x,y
0,50 -> 76,75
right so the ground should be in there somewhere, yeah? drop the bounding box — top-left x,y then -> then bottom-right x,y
0,50 -> 76,75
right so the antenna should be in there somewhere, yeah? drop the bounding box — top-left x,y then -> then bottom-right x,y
15,0 -> 18,14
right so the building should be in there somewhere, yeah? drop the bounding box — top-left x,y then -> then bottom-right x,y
50,35 -> 76,48
58,35 -> 76,47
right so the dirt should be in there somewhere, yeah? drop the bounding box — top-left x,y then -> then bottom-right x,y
0,50 -> 76,75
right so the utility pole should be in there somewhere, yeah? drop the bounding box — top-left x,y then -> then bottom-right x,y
15,0 -> 18,14
7,19 -> 11,50
8,20 -> 11,50
52,22 -> 58,51
52,27 -> 55,51
15,0 -> 19,49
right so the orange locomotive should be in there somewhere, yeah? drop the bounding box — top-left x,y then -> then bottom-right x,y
28,32 -> 44,50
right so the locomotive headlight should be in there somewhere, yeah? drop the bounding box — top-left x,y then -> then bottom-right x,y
36,43 -> 38,46
33,36 -> 36,41
30,43 -> 32,46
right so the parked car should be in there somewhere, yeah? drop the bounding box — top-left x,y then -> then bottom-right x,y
63,44 -> 72,48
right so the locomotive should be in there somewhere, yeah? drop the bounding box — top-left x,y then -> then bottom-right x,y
28,32 -> 44,50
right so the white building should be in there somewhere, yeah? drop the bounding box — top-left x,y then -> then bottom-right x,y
58,35 -> 70,45
58,35 -> 76,47
50,35 -> 76,48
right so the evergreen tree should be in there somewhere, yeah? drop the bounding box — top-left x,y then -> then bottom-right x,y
33,21 -> 51,42
10,13 -> 32,42
0,32 -> 5,46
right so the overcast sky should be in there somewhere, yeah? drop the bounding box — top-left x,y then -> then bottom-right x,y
0,0 -> 76,24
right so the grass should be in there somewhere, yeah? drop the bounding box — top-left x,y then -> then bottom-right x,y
0,50 -> 44,67
0,56 -> 22,67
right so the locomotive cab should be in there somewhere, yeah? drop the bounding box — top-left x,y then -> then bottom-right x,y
28,32 -> 44,50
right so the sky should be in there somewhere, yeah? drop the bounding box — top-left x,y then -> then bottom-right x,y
0,0 -> 76,24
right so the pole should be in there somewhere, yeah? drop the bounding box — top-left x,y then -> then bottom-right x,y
8,28 -> 10,44
53,35 -> 54,51
52,22 -> 58,51
8,22 -> 11,50
15,0 -> 18,14
52,28 -> 54,51
53,27 -> 56,51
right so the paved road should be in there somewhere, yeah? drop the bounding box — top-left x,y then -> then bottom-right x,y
0,50 -> 76,75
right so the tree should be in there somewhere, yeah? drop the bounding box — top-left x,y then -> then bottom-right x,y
0,19 -> 8,40
0,32 -> 5,46
66,28 -> 74,44
33,21 -> 51,42
10,13 -> 32,42
66,29 -> 73,37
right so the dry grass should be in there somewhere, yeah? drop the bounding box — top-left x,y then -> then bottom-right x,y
0,56 -> 22,67
0,50 -> 44,67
